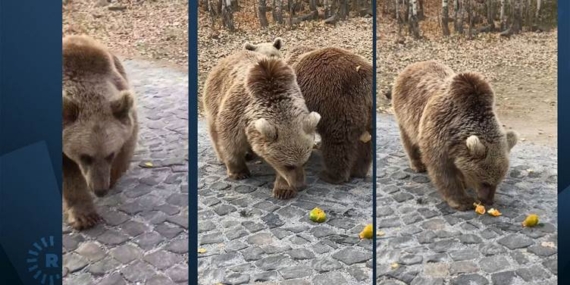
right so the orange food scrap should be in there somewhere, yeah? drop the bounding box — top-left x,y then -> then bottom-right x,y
487,208 -> 502,217
473,203 -> 485,215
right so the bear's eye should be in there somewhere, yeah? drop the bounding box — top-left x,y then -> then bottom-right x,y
105,152 -> 115,162
80,155 -> 93,165
482,182 -> 491,188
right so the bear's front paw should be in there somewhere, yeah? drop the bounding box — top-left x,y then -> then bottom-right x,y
67,207 -> 102,230
447,196 -> 477,211
319,171 -> 348,185
272,187 -> 298,200
410,162 -> 427,173
229,170 -> 251,180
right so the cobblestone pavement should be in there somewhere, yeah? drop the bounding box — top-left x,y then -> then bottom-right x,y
62,59 -> 189,285
376,114 -> 558,285
197,123 -> 374,284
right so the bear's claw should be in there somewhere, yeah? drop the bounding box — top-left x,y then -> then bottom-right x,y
229,171 -> 251,180
68,209 -> 102,230
272,187 -> 297,200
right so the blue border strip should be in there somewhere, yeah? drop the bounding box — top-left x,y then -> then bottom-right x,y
558,0 -> 568,280
0,1 -> 63,284
189,0 -> 199,284
372,0 -> 378,283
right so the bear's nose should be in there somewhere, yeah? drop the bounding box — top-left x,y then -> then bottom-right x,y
94,189 -> 109,197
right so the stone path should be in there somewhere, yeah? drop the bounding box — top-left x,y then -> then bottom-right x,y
62,59 -> 189,285
376,114 -> 558,285
197,123 -> 374,284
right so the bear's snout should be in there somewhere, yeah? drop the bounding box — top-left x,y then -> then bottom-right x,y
94,188 -> 110,197
477,183 -> 496,205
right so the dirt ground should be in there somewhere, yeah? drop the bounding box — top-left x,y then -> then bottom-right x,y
378,16 -> 558,147
63,1 -> 556,147
197,14 -> 374,114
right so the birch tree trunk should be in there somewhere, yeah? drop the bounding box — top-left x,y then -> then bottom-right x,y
221,0 -> 235,31
258,0 -> 269,28
409,0 -> 421,39
442,0 -> 450,36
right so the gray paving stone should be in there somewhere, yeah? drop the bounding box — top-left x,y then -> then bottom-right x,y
144,250 -> 183,270
198,115 -> 372,284
110,244 -> 142,264
121,260 -> 157,282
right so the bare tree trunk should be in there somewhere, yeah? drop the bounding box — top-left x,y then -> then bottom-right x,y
208,0 -> 216,28
455,0 -> 466,34
500,0 -> 506,30
486,0 -> 495,32
442,0 -> 450,36
324,0 -> 331,18
467,0 -> 473,38
273,0 -> 283,24
258,0 -> 269,27
396,0 -> 403,37
511,0 -> 521,33
309,0 -> 318,19
408,0 -> 421,39
221,0 -> 235,31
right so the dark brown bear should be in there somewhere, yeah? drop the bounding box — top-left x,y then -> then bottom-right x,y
391,60 -> 518,210
286,46 -> 373,184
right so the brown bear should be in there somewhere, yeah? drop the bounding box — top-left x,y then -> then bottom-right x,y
391,60 -> 518,210
203,50 -> 320,199
285,46 -> 373,184
243,37 -> 284,58
62,35 -> 139,230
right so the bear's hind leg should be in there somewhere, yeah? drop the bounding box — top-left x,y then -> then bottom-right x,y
63,156 -> 102,230
399,125 -> 426,173
351,138 -> 372,178
428,163 -> 475,211
319,136 -> 353,184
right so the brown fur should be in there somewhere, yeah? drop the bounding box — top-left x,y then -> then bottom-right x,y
286,47 -> 373,184
62,35 -> 139,230
391,60 -> 518,211
243,37 -> 284,58
203,50 -> 320,199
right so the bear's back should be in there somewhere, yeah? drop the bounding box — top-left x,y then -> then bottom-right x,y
203,50 -> 267,118
292,47 -> 373,134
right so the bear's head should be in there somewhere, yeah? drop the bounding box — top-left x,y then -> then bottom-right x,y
454,130 -> 518,205
244,37 -> 284,58
62,89 -> 136,197
248,112 -> 321,191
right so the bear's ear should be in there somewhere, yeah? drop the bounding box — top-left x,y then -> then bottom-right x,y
303,112 -> 321,133
506,130 -> 518,151
110,90 -> 134,122
466,135 -> 486,158
244,42 -> 257,51
254,118 -> 277,141
273,37 -> 283,50
63,94 -> 79,125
